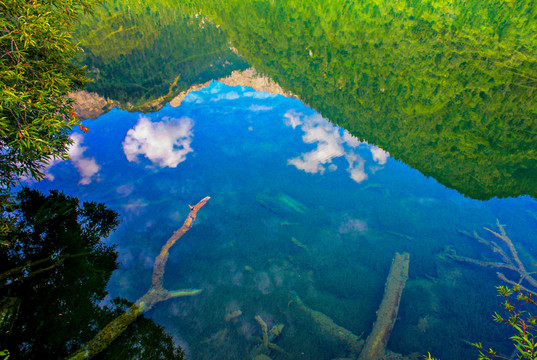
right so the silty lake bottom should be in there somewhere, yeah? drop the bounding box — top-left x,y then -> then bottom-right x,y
33,82 -> 537,360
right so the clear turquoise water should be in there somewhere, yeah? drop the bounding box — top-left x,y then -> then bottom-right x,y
33,82 -> 537,359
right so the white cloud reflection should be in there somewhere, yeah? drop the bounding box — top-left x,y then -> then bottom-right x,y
339,217 -> 368,234
116,184 -> 134,197
122,116 -> 194,168
39,158 -> 62,182
210,91 -> 240,102
345,151 -> 368,183
23,132 -> 100,185
249,104 -> 273,112
284,110 -> 390,183
371,146 -> 389,165
183,93 -> 204,104
287,114 -> 345,174
244,91 -> 277,99
283,110 -> 303,129
68,133 -> 101,185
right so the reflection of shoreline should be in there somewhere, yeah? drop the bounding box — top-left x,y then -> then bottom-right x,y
69,90 -> 121,120
169,68 -> 299,107
70,68 -> 298,120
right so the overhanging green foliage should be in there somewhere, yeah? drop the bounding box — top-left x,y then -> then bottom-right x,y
0,0 -> 96,190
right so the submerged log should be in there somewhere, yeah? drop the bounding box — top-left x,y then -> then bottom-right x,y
67,197 -> 210,360
358,252 -> 410,360
256,191 -> 308,216
291,293 -> 364,355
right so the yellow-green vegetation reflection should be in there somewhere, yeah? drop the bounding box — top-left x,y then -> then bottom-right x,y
72,0 -> 248,109
180,0 -> 537,200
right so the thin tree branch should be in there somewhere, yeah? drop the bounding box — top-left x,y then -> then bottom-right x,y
66,196 -> 210,360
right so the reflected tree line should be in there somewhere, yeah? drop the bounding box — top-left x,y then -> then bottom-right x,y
0,189 -> 184,359
72,0 -> 249,110
71,0 -> 537,199
179,0 -> 537,200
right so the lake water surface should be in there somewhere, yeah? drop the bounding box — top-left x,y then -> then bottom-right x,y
33,81 -> 537,359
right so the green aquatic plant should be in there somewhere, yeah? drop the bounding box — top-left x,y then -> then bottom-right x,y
473,285 -> 537,360
424,286 -> 537,360
424,353 -> 439,360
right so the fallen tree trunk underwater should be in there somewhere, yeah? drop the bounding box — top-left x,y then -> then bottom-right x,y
66,197 -> 210,360
358,252 -> 410,360
290,292 -> 365,355
290,252 -> 410,359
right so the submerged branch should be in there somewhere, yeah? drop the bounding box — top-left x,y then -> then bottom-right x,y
447,220 -> 537,290
150,196 -> 210,293
66,197 -> 210,360
496,272 -> 537,297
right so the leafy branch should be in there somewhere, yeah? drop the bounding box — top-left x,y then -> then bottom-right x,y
474,286 -> 537,360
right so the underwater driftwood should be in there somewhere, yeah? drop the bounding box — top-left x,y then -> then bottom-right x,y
66,197 -> 210,360
252,315 -> 288,357
291,252 -> 410,359
291,293 -> 365,355
358,252 -> 410,360
446,220 -> 537,295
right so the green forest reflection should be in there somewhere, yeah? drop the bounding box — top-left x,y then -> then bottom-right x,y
73,0 -> 248,109
180,0 -> 537,200
0,189 -> 184,359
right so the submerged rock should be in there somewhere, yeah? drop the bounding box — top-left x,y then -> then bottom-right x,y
256,191 -> 308,216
